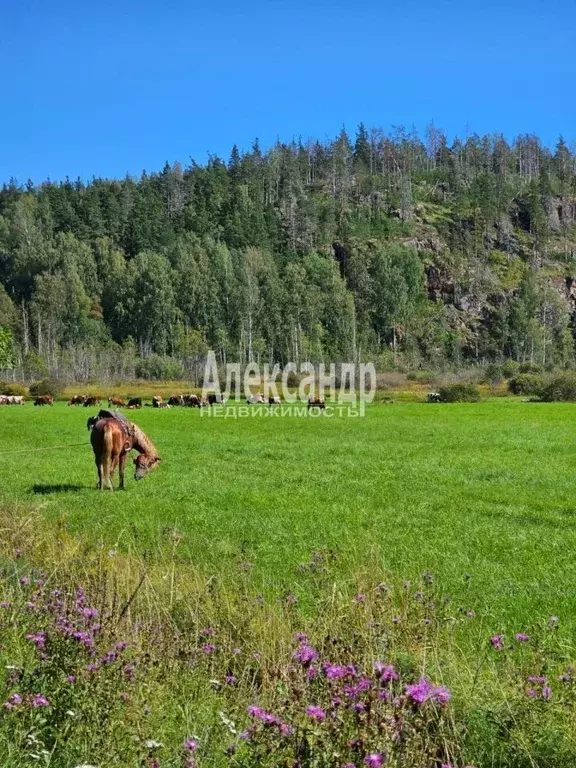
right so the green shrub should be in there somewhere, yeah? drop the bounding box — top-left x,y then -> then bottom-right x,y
0,382 -> 27,397
29,378 -> 66,399
484,364 -> 504,387
502,360 -> 519,379
519,362 -> 542,374
538,373 -> 576,402
407,371 -> 437,384
507,374 -> 544,396
437,384 -> 481,402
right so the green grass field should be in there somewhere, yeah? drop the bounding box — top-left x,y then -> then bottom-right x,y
3,398 -> 576,765
1,398 -> 575,629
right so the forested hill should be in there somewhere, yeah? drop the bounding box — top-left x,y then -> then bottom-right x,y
2,125 -> 576,380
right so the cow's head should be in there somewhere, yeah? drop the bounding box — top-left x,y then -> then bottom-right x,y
133,454 -> 161,481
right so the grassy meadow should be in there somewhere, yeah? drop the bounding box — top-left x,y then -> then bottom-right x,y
0,398 -> 575,766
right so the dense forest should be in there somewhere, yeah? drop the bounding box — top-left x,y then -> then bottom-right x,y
1,124 -> 576,381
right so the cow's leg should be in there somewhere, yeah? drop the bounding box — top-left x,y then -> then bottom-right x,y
96,460 -> 103,490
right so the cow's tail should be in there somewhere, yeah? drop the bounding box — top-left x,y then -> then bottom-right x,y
102,425 -> 114,490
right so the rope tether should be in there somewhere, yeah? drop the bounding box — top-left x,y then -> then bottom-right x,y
0,442 -> 90,457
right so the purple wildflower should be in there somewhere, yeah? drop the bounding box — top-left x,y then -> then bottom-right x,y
307,666 -> 318,680
490,635 -> 505,650
200,627 -> 215,636
3,693 -> 22,709
31,694 -> 50,708
279,722 -> 293,736
526,688 -> 537,698
66,675 -> 76,684
324,663 -> 351,680
374,662 -> 398,681
306,705 -> 326,721
102,651 -> 117,664
293,642 -> 318,666
225,675 -> 237,686
25,632 -> 46,650
184,738 -> 198,751
542,686 -> 552,700
201,643 -> 216,654
405,677 -> 450,707
364,755 -> 384,767
527,676 -> 547,684
354,594 -> 366,603
345,678 -> 372,698
515,633 -> 530,642
248,706 -> 278,725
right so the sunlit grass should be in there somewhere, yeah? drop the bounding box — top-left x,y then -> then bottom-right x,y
1,399 -> 576,765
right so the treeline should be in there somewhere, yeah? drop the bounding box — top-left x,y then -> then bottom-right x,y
1,124 -> 576,381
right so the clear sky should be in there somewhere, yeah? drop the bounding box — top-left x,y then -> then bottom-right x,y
2,0 -> 575,183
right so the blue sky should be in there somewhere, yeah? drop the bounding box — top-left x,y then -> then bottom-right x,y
1,0 -> 575,182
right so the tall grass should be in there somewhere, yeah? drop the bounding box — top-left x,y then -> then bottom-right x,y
1,503 -> 575,767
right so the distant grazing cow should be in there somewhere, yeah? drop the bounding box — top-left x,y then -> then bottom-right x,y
0,395 -> 24,405
84,397 -> 101,407
247,393 -> 265,404
126,397 -> 142,409
207,393 -> 227,405
183,394 -> 201,408
268,396 -> 281,405
68,395 -> 86,406
34,395 -> 54,406
152,396 -> 163,408
168,395 -> 184,406
157,401 -> 171,409
427,392 -> 442,403
108,397 -> 125,407
307,397 -> 325,410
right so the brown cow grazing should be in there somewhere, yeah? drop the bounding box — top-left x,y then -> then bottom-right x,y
168,395 -> 184,406
68,395 -> 86,406
152,396 -> 163,408
108,397 -> 125,408
126,397 -> 142,409
183,394 -> 201,408
34,395 -> 54,406
88,410 -> 160,490
307,397 -> 326,410
84,396 -> 101,407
